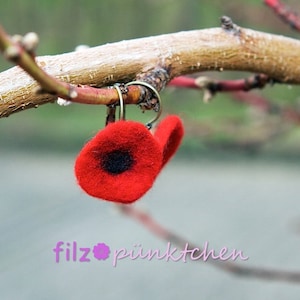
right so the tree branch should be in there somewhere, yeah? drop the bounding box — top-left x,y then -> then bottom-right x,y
2,21 -> 300,117
264,0 -> 300,32
169,75 -> 300,125
169,74 -> 271,102
119,205 -> 300,284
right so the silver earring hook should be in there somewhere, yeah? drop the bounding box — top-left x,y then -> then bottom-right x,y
126,81 -> 162,129
113,84 -> 126,121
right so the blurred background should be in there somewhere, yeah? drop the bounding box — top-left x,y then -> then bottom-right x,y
1,0 -> 300,299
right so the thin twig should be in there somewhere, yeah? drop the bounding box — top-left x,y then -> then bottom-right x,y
264,0 -> 300,32
169,75 -> 300,125
169,74 -> 271,102
119,205 -> 300,284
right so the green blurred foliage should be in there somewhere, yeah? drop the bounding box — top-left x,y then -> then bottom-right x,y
1,0 -> 300,158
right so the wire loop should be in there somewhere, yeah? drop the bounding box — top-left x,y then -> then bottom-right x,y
113,84 -> 126,121
126,81 -> 162,129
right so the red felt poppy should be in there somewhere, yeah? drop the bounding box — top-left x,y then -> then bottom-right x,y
75,115 -> 184,204
74,120 -> 162,204
153,115 -> 184,167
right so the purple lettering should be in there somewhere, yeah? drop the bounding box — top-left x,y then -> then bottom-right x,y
79,247 -> 91,262
112,248 -> 130,267
229,249 -> 249,261
163,242 -> 184,262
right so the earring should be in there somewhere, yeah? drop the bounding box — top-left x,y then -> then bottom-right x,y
74,82 -> 184,204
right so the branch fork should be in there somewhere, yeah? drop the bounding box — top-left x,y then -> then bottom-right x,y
0,24 -> 168,117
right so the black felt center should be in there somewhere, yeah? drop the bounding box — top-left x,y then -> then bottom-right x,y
101,150 -> 134,175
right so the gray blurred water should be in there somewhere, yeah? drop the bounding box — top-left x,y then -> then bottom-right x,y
0,151 -> 300,299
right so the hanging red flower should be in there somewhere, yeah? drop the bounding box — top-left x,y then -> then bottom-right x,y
74,120 -> 162,204
74,115 -> 184,204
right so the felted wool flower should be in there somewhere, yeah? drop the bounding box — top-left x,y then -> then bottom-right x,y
74,121 -> 163,204
153,115 -> 184,167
